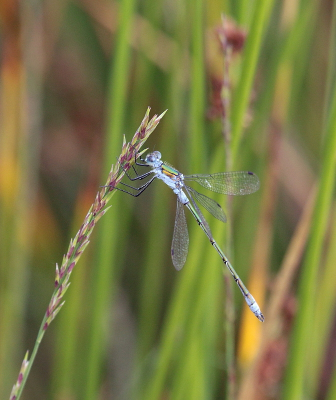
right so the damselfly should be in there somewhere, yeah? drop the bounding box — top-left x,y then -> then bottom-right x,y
106,151 -> 264,322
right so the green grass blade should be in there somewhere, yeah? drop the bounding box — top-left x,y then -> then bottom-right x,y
326,361 -> 336,400
231,0 -> 275,163
188,0 -> 205,172
310,208 -> 336,396
80,1 -> 137,397
283,16 -> 336,399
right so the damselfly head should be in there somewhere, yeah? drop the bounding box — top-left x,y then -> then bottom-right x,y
145,151 -> 162,167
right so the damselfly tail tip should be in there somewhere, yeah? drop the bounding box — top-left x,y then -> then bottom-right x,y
257,312 -> 265,322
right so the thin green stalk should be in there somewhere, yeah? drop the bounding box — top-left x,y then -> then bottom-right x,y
310,207 -> 336,396
134,0 -> 174,361
10,316 -> 47,400
172,328 -> 208,400
81,0 -> 137,397
143,229 -> 208,399
282,39 -> 336,400
137,0 -> 190,392
188,0 -> 205,172
170,226 -> 223,400
218,16 -> 236,399
237,0 -> 256,27
231,0 -> 275,164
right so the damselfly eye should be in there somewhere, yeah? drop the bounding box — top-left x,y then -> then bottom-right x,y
152,151 -> 161,160
145,151 -> 161,164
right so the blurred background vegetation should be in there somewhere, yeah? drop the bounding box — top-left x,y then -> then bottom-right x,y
1,0 -> 336,399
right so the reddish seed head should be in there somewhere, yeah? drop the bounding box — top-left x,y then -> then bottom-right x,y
140,127 -> 146,138
68,261 -> 76,273
67,246 -> 75,259
217,19 -> 246,53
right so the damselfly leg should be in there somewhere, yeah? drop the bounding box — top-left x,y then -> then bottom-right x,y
101,151 -> 156,197
117,176 -> 156,197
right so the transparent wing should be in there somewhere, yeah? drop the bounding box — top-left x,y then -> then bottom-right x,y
171,199 -> 189,271
184,171 -> 260,195
186,186 -> 227,223
185,187 -> 213,239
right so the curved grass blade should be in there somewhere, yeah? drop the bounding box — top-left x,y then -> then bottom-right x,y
186,186 -> 227,223
185,171 -> 260,195
171,199 -> 189,271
